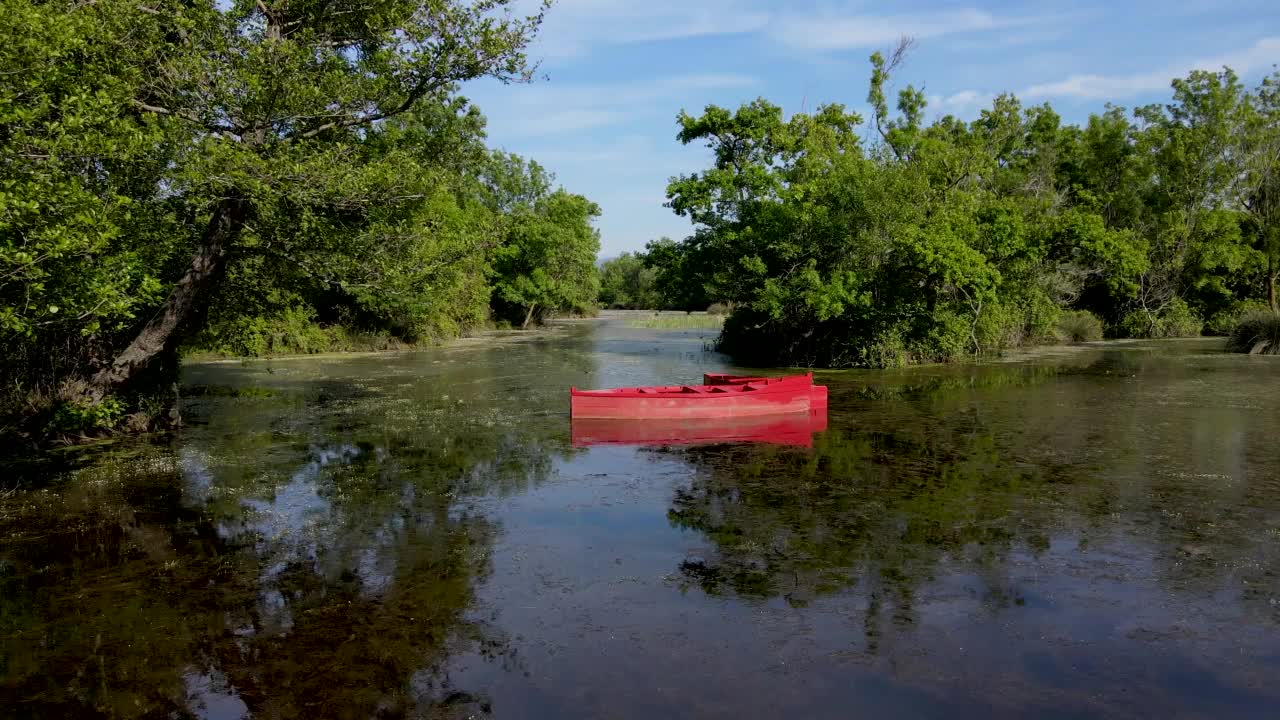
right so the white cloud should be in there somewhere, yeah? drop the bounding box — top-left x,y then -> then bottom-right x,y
525,2 -> 1057,60
510,109 -> 627,136
939,89 -> 983,108
944,90 -> 982,106
523,0 -> 769,60
503,137 -> 702,256
1024,36 -> 1280,99
923,89 -> 995,117
770,8 -> 1038,51
475,73 -> 758,138
1190,36 -> 1280,74
521,135 -> 660,168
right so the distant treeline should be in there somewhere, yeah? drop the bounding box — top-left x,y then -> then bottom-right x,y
628,42 -> 1280,367
1,1 -> 599,438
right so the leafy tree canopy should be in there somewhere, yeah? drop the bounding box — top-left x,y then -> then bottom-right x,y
647,42 -> 1280,367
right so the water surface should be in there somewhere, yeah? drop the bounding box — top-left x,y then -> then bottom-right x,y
3,320 -> 1279,718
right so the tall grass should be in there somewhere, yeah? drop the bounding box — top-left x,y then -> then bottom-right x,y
626,313 -> 726,330
1055,310 -> 1104,342
1226,311 -> 1280,355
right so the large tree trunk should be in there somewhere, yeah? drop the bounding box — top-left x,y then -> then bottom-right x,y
89,198 -> 248,398
521,303 -> 538,330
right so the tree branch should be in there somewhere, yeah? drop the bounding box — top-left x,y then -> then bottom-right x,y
131,99 -> 239,135
291,77 -> 446,141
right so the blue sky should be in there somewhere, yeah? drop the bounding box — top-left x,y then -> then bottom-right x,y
463,0 -> 1280,258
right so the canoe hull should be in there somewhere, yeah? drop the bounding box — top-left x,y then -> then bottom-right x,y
572,410 -> 827,447
569,387 -> 810,419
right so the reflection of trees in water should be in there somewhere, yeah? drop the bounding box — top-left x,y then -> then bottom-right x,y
667,428 -> 1029,638
0,374 -> 574,718
666,355 -> 1280,639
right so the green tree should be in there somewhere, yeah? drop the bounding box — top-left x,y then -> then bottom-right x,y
1237,71 -> 1280,312
598,252 -> 660,309
1,0 -> 548,410
485,153 -> 602,327
642,236 -> 714,311
2,1 -> 627,437
656,50 -> 1279,366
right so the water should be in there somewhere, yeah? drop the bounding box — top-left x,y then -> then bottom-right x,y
3,319 -> 1279,719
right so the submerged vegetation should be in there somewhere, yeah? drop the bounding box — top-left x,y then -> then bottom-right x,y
637,42 -> 1280,366
0,0 -> 600,439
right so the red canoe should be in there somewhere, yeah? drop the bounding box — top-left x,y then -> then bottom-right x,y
570,373 -> 826,419
570,375 -> 813,419
572,410 -> 828,447
704,372 -> 828,409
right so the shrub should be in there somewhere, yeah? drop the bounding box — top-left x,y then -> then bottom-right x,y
976,302 -> 1028,351
1056,310 -> 1104,342
919,310 -> 973,363
191,306 -> 337,357
860,330 -> 908,368
1226,311 -> 1280,355
1119,299 -> 1203,339
49,396 -> 125,434
1205,299 -> 1271,336
706,302 -> 733,316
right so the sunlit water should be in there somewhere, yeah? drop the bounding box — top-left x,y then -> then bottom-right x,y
3,318 -> 1279,718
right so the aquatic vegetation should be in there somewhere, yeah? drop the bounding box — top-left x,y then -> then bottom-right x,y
4,325 -> 1280,717
626,313 -> 725,330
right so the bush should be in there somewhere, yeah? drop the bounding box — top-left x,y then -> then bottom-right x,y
1119,299 -> 1203,339
1056,310 -> 1104,342
1226,311 -> 1280,354
1205,299 -> 1271,336
49,396 -> 125,434
190,306 -> 337,357
976,302 -> 1028,351
706,302 -> 733,316
920,310 -> 973,363
859,330 -> 909,369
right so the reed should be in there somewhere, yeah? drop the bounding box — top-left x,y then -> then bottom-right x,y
627,313 -> 726,330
